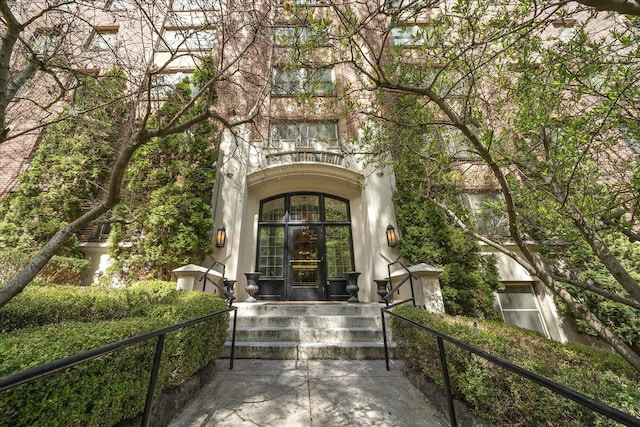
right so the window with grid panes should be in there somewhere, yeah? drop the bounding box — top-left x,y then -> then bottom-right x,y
162,28 -> 215,51
172,0 -> 219,10
150,72 -> 195,99
497,285 -> 548,336
272,67 -> 334,96
274,25 -> 329,46
259,226 -> 285,277
108,0 -> 134,10
89,29 -> 118,51
290,195 -> 319,221
391,25 -> 429,46
269,122 -> 338,148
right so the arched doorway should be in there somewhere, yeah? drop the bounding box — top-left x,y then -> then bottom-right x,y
256,193 -> 354,301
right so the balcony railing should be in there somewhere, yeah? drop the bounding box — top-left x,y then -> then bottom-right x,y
265,149 -> 344,166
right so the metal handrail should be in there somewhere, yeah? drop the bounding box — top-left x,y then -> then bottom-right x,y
383,259 -> 418,308
0,306 -> 238,427
200,260 -> 235,305
380,308 -> 640,427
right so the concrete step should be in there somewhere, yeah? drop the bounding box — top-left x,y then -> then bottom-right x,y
230,303 -> 385,316
231,326 -> 385,343
231,314 -> 381,328
221,341 -> 396,360
223,303 -> 395,360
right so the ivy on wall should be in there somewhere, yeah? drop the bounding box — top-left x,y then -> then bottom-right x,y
106,62 -> 218,283
0,69 -> 129,257
0,61 -> 220,285
384,94 -> 502,319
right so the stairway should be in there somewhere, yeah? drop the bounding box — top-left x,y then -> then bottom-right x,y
221,303 -> 395,360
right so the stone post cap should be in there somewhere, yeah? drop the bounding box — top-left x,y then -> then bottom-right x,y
173,264 -> 223,279
388,263 -> 442,279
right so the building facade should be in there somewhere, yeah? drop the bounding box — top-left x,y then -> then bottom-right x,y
4,0 -> 633,344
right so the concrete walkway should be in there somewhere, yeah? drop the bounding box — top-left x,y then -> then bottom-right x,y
167,359 -> 448,427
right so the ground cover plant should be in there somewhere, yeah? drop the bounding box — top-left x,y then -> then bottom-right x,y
391,305 -> 640,426
0,281 -> 228,427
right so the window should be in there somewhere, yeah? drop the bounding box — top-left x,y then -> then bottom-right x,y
552,19 -> 576,43
274,25 -> 329,46
92,212 -> 113,241
150,71 -> 195,99
326,225 -> 353,277
391,25 -> 429,46
497,284 -> 549,337
290,195 -> 320,221
293,0 -> 328,5
464,192 -> 509,237
620,126 -> 640,155
162,28 -> 216,51
32,28 -> 62,57
89,28 -> 118,50
259,226 -> 285,277
108,0 -> 134,10
389,0 -> 435,8
439,127 -> 477,159
270,121 -> 338,148
272,67 -> 334,96
171,0 -> 219,10
261,197 -> 286,221
53,0 -> 77,11
324,197 -> 349,221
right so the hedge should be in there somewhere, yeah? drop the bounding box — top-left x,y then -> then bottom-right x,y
0,282 -> 228,427
391,306 -> 640,426
0,251 -> 90,286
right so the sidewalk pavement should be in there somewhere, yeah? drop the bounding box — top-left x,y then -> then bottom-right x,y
167,359 -> 448,427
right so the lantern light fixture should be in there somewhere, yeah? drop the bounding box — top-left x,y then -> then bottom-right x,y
215,225 -> 227,248
386,223 -> 397,248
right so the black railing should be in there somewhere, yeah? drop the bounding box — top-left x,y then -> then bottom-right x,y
380,260 -> 417,364
0,306 -> 238,427
200,261 -> 236,305
381,308 -> 640,427
382,260 -> 418,308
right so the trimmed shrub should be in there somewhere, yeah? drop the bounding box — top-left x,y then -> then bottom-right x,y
391,306 -> 640,426
0,283 -> 228,427
0,251 -> 90,286
0,285 -> 131,331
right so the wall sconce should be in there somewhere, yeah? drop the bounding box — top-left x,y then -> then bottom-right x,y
215,225 -> 227,248
386,224 -> 397,248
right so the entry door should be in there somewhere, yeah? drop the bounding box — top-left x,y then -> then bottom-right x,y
287,225 -> 326,300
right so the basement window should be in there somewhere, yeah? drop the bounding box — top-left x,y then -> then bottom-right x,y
497,284 -> 549,337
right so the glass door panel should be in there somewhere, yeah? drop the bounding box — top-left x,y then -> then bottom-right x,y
287,225 -> 325,300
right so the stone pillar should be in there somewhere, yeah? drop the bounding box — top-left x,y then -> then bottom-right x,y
388,263 -> 445,313
173,264 -> 224,296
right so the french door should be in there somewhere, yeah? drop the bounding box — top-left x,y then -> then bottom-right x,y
257,193 -> 354,301
287,225 -> 325,300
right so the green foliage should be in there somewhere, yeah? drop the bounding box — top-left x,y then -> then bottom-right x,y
552,236 -> 640,353
108,61 -> 217,283
0,283 -> 228,426
392,306 -> 640,426
128,280 -> 180,305
356,0 -> 639,360
0,251 -> 90,287
0,285 -> 130,331
0,69 -> 130,256
387,97 -> 502,319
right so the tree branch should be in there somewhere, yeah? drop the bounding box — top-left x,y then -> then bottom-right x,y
575,0 -> 640,16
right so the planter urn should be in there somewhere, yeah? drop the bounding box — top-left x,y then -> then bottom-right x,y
344,271 -> 361,303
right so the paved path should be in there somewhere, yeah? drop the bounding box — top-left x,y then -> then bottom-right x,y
167,359 -> 448,427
